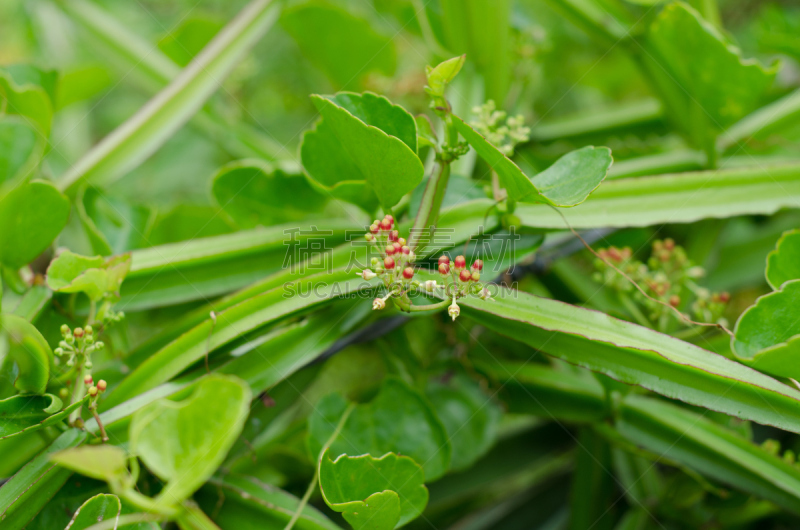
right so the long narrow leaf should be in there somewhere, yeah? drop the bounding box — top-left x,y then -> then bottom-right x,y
56,0 -> 281,193
515,163 -> 800,228
460,289 -> 800,433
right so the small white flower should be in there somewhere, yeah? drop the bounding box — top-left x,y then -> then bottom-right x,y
359,269 -> 377,280
373,297 -> 386,310
424,280 -> 438,291
448,300 -> 460,321
480,288 -> 493,301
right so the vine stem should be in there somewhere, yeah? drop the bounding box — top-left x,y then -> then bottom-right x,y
283,403 -> 356,530
68,361 -> 86,424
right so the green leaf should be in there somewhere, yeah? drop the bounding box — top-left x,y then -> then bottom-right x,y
474,359 -> 608,423
452,116 -> 611,206
766,229 -> 800,290
0,69 -> 53,138
56,65 -> 113,109
0,119 -> 42,189
0,181 -> 70,269
0,394 -> 60,437
458,288 -> 800,434
158,17 -> 223,67
50,445 -> 131,489
77,188 -> 153,256
617,394 -> 800,513
0,395 -> 89,440
308,377 -> 451,481
281,1 -> 396,89
732,280 -> 800,380
302,93 -> 424,210
211,159 -> 327,228
197,475 -> 342,530
425,374 -> 501,471
46,251 -> 131,302
0,429 -> 87,530
424,55 -> 466,97
642,2 -> 777,148
65,494 -> 121,530
319,450 -> 429,530
514,163 -> 800,228
129,374 -> 251,506
106,269 -> 371,405
0,313 -> 51,394
56,0 -> 281,194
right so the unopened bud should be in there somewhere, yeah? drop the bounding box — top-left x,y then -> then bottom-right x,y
380,219 -> 392,231
459,270 -> 472,282
88,386 -> 98,397
402,267 -> 414,280
365,233 -> 375,242
94,342 -> 105,350
97,380 -> 107,392
60,324 -> 70,336
373,298 -> 386,310
84,325 -> 93,335
84,374 -> 93,386
54,348 -> 64,356
669,295 -> 680,307
439,263 -> 450,275
398,237 -> 407,246
385,245 -> 396,255
438,255 -> 450,266
388,230 -> 399,242
74,328 -> 84,338
384,257 -> 395,270
471,271 -> 481,282
370,223 -> 379,234
454,255 -> 466,269
471,259 -> 484,271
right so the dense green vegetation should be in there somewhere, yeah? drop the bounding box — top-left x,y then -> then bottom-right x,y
2,0 -> 800,528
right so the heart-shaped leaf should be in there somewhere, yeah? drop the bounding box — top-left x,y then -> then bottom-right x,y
211,159 -> 328,228
65,493 -> 121,530
766,229 -> 800,290
46,251 -> 131,302
301,92 -> 424,211
0,313 -> 51,394
732,280 -> 800,379
308,377 -> 451,480
0,181 -> 70,269
129,374 -> 251,506
452,115 -> 611,206
281,1 -> 396,89
319,450 -> 428,530
425,374 -> 502,471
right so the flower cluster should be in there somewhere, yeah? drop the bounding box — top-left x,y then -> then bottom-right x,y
359,215 -> 492,320
54,324 -> 104,371
470,100 -> 530,157
593,239 -> 729,328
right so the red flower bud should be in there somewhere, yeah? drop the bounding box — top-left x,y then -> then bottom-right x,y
401,246 -> 410,255
454,255 -> 466,269
669,295 -> 680,307
385,245 -> 396,255
97,380 -> 107,392
459,270 -> 472,282
388,230 -> 399,242
471,271 -> 480,282
380,219 -> 392,231
398,237 -> 407,246
439,263 -> 450,275
74,327 -> 84,338
438,255 -> 450,265
472,259 -> 484,271
384,257 -> 395,270
84,374 -> 93,386
370,224 -> 380,234
402,267 -> 414,279
393,242 -> 402,251
719,292 -> 730,303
